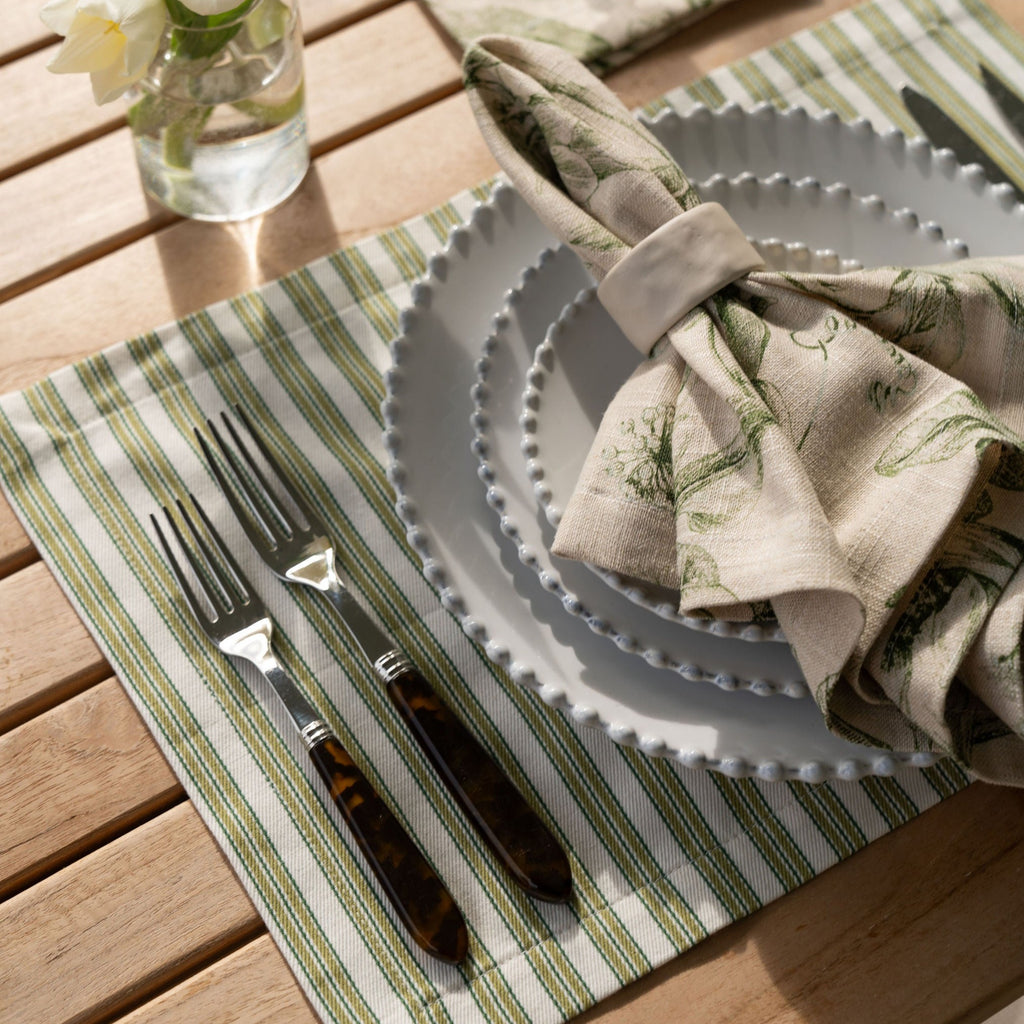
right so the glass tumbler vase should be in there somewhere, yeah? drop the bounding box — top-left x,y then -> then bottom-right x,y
125,0 -> 309,221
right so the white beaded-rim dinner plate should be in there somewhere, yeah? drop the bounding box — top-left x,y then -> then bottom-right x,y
510,175 -> 968,644
645,101 -> 1024,253
383,104 -> 1024,780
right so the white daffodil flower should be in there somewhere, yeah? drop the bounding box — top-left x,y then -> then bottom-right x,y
40,0 -> 167,104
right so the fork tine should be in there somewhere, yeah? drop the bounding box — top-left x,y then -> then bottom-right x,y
151,508 -> 217,625
216,414 -> 293,534
196,422 -> 283,555
181,493 -> 257,613
227,404 -> 324,537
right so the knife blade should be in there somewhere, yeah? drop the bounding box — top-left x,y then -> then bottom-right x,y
900,84 -> 1024,205
980,64 -> 1024,143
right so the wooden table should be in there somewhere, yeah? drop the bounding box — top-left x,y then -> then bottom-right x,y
3,1 -> 1024,1021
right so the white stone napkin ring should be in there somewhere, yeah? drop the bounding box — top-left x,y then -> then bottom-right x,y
596,202 -> 765,354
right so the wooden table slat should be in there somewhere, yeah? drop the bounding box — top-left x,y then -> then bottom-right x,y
0,801 -> 261,1024
0,676 -> 182,899
1,6 -> 56,68
118,934 -> 320,1024
1,47 -> 122,183
576,782 -> 1024,1024
0,0 -> 461,303
1,559 -> 108,733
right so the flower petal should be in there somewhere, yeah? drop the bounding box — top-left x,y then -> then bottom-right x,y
121,27 -> 161,77
79,0 -> 164,34
39,0 -> 79,36
46,11 -> 124,73
89,58 -> 142,103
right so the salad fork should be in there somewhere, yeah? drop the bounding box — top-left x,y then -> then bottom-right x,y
151,495 -> 469,964
195,405 -> 573,904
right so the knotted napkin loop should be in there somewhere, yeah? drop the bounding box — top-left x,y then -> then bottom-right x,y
596,202 -> 764,354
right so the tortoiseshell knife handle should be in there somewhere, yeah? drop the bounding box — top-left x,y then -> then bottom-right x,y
308,735 -> 469,964
384,665 -> 573,904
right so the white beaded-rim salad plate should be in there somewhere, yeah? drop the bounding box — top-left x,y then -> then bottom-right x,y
383,104 -> 1024,781
473,243 -> 805,695
509,174 -> 968,647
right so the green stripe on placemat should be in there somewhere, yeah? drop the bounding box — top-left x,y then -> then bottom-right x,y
0,0 -> 1011,1021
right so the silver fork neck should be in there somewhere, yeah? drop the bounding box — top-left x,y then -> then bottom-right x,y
226,621 -> 325,739
224,620 -> 276,666
284,538 -> 341,592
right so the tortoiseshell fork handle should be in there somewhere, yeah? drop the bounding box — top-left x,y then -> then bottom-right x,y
385,666 -> 573,904
308,736 -> 469,964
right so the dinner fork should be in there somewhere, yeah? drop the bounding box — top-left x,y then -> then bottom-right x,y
196,405 -> 573,904
151,495 -> 469,964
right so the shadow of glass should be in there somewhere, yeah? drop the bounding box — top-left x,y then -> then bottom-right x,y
151,162 -> 340,322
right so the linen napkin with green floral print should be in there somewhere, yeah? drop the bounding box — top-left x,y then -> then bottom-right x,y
464,34 -> 1024,786
428,0 -> 738,72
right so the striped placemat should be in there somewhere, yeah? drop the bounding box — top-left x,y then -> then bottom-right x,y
0,1 -> 1020,1021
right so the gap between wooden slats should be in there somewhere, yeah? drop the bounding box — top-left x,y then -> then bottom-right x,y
0,676 -> 183,899
0,0 -> 406,181
0,0 -> 401,71
0,0 -> 463,303
115,934 -> 319,1024
0,801 -> 264,1024
1,560 -> 110,734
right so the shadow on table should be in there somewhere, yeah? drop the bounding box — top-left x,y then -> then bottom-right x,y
572,782 -> 1024,1024
606,0 -> 822,107
151,162 -> 341,323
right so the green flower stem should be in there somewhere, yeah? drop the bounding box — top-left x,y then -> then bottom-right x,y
162,104 -> 215,170
163,0 -> 259,60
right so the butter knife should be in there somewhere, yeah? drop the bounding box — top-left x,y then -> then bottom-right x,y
900,84 -> 1024,204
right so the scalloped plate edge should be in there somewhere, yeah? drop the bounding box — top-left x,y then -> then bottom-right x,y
381,179 -> 941,782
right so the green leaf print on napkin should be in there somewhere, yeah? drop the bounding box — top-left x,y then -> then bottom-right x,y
549,120 -> 692,208
867,336 -> 918,413
461,48 -> 560,182
973,270 -> 1024,330
779,267 -> 968,371
672,428 -> 759,532
872,269 -> 967,368
880,494 -> 1024,702
656,301 -> 776,531
875,389 -> 1010,477
884,566 -> 995,668
603,402 -> 675,505
713,289 -> 772,378
677,543 -> 737,603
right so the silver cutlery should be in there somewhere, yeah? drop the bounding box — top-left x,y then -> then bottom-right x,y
152,495 -> 469,964
195,405 -> 574,904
